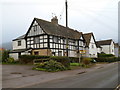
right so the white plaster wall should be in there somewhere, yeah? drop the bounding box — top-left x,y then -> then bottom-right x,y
69,51 -> 76,57
114,47 -> 119,57
9,53 -> 19,61
101,45 -> 110,54
28,21 -> 44,36
97,48 -> 102,53
13,39 -> 26,50
100,41 -> 115,55
21,52 -> 30,55
110,41 -> 115,55
89,36 -> 97,58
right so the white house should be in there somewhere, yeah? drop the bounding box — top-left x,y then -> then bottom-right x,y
96,39 -> 115,55
83,33 -> 98,58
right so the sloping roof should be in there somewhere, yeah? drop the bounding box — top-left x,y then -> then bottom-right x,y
13,35 -> 25,41
34,18 -> 82,39
96,39 -> 112,45
114,43 -> 119,48
83,33 -> 93,47
96,42 -> 102,48
10,48 -> 32,53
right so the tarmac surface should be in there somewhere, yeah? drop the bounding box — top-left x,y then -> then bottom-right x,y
2,62 -> 118,88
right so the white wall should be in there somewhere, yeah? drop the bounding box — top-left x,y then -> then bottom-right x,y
88,36 -> 97,58
101,41 -> 115,55
97,48 -> 102,53
9,53 -> 19,61
13,39 -> 26,50
28,21 -> 44,37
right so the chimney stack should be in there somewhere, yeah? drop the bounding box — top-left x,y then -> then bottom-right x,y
51,16 -> 58,25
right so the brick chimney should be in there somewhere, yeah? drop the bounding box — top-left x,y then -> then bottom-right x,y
51,16 -> 58,24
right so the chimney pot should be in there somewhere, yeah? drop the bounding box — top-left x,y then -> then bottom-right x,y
51,16 -> 58,24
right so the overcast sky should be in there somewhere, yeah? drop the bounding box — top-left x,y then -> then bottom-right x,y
1,0 -> 119,44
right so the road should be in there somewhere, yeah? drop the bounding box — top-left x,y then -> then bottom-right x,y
25,63 -> 119,88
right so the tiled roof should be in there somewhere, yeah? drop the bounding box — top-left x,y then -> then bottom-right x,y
96,39 -> 112,45
83,33 -> 93,47
35,18 -> 82,39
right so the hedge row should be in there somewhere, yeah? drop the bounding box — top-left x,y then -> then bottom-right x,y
96,57 -> 120,63
19,55 -> 70,68
50,56 -> 70,68
98,53 -> 114,57
19,55 -> 50,64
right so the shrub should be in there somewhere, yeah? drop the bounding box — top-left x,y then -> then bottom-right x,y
98,53 -> 114,57
7,57 -> 14,63
19,55 -> 50,64
49,56 -> 70,68
82,58 -> 92,65
69,57 -> 79,63
34,60 -> 67,72
96,57 -> 118,63
2,50 -> 9,62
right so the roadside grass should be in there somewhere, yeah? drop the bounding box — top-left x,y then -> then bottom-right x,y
70,63 -> 95,70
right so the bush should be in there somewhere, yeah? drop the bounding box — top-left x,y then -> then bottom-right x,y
96,57 -> 118,63
49,56 -> 70,68
98,53 -> 114,57
2,50 -> 9,62
69,57 -> 79,63
19,55 -> 50,64
34,60 -> 67,72
82,58 -> 92,65
7,57 -> 14,63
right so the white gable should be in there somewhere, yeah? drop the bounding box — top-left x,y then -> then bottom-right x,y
27,20 -> 45,37
80,36 -> 83,40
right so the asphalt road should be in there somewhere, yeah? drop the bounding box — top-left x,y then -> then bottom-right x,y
25,63 -> 119,88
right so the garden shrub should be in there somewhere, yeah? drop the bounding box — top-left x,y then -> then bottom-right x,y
98,53 -> 114,57
69,57 -> 79,63
34,60 -> 67,72
82,58 -> 92,65
2,50 -> 9,62
7,57 -> 14,63
96,57 -> 118,63
49,56 -> 70,68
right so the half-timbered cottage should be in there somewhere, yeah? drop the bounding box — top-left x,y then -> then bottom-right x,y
10,17 -> 86,60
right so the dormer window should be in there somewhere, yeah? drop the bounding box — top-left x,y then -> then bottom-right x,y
18,41 -> 21,46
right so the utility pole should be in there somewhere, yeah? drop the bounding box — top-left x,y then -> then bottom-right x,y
65,0 -> 68,27
65,0 -> 68,57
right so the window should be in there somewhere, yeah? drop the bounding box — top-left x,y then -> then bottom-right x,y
59,51 -> 62,56
18,41 -> 21,46
34,37 -> 39,44
33,25 -> 37,32
92,45 -> 94,48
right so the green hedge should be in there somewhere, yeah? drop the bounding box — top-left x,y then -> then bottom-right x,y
19,55 -> 50,64
98,53 -> 114,57
49,56 -> 70,68
96,57 -> 119,63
